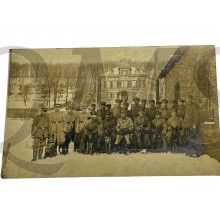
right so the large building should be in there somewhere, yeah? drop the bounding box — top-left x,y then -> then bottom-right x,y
100,60 -> 156,105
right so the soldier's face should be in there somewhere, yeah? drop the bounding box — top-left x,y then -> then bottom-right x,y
139,111 -> 144,117
161,102 -> 167,107
42,111 -> 46,115
150,102 -> 154,107
106,115 -> 111,120
121,112 -> 126,118
134,100 -> 139,105
178,102 -> 183,107
82,108 -> 87,113
116,102 -> 121,107
91,115 -> 97,120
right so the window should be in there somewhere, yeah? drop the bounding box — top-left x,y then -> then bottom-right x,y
124,80 -> 127,88
110,81 -> 113,88
108,92 -> 114,99
127,81 -> 132,88
132,81 -> 136,88
117,81 -> 121,88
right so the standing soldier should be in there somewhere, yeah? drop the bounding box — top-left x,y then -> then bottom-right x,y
31,106 -> 50,162
65,105 -> 77,154
134,109 -> 151,150
122,102 -> 132,118
97,102 -> 106,120
80,113 -> 100,154
74,105 -> 90,152
131,97 -> 141,119
90,103 -> 97,116
176,99 -> 185,119
166,111 -> 183,148
50,103 -> 67,156
159,99 -> 170,120
151,112 -> 166,149
146,99 -> 156,120
182,95 -> 199,137
111,99 -> 122,119
169,100 -> 177,115
115,110 -> 134,154
156,101 -> 161,114
140,99 -> 148,115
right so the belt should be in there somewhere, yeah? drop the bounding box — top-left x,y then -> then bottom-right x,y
52,121 -> 63,124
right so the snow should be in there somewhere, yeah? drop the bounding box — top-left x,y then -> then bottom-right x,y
2,118 -> 220,178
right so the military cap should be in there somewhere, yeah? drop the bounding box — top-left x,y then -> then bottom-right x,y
178,99 -> 185,102
91,103 -> 96,107
161,99 -> 168,103
149,99 -> 155,103
123,102 -> 129,106
106,104 -> 111,108
141,99 -> 147,103
41,106 -> 48,112
133,97 -> 140,101
100,102 -> 106,106
116,99 -> 122,103
155,111 -> 161,115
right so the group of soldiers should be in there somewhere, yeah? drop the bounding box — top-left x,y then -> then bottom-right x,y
31,95 -> 199,161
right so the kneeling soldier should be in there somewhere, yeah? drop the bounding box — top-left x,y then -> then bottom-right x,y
115,110 -> 134,154
31,106 -> 50,162
134,109 -> 151,150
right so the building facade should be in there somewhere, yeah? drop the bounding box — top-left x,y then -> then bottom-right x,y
100,60 -> 155,105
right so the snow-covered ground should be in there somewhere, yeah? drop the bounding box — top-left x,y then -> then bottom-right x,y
2,118 -> 220,178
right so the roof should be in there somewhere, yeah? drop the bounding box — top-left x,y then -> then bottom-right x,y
159,47 -> 188,79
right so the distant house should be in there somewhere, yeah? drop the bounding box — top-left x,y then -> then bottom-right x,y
157,46 -> 220,161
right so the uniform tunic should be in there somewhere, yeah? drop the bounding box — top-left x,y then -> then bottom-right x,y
115,117 -> 134,144
130,104 -> 142,119
111,105 -> 121,119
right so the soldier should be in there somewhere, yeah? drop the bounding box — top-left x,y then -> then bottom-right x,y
134,109 -> 151,150
169,100 -> 177,114
151,112 -> 166,149
90,103 -> 97,116
98,111 -> 117,153
111,99 -> 122,119
115,109 -> 134,154
97,102 -> 106,120
80,113 -> 100,154
50,103 -> 67,156
130,97 -> 141,119
146,99 -> 156,120
166,111 -> 183,149
74,105 -> 90,151
159,99 -> 170,120
176,99 -> 185,119
156,101 -> 161,114
140,99 -> 148,115
64,105 -> 77,154
31,106 -> 50,162
182,95 -> 199,140
122,102 -> 132,118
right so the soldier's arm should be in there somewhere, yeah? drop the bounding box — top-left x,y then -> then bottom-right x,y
128,118 -> 134,131
31,116 -> 38,134
116,119 -> 121,132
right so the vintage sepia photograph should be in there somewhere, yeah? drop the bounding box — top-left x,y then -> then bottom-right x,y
1,45 -> 220,178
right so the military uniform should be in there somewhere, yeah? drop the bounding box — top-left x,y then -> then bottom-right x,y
111,104 -> 122,119
159,106 -> 170,120
146,106 -> 156,120
64,109 -> 78,154
74,110 -> 90,150
134,115 -> 151,149
80,118 -> 100,153
166,116 -> 183,147
176,106 -> 185,119
151,117 -> 166,149
98,116 -> 117,153
50,109 -> 67,155
115,117 -> 134,145
131,104 -> 142,119
31,110 -> 50,161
